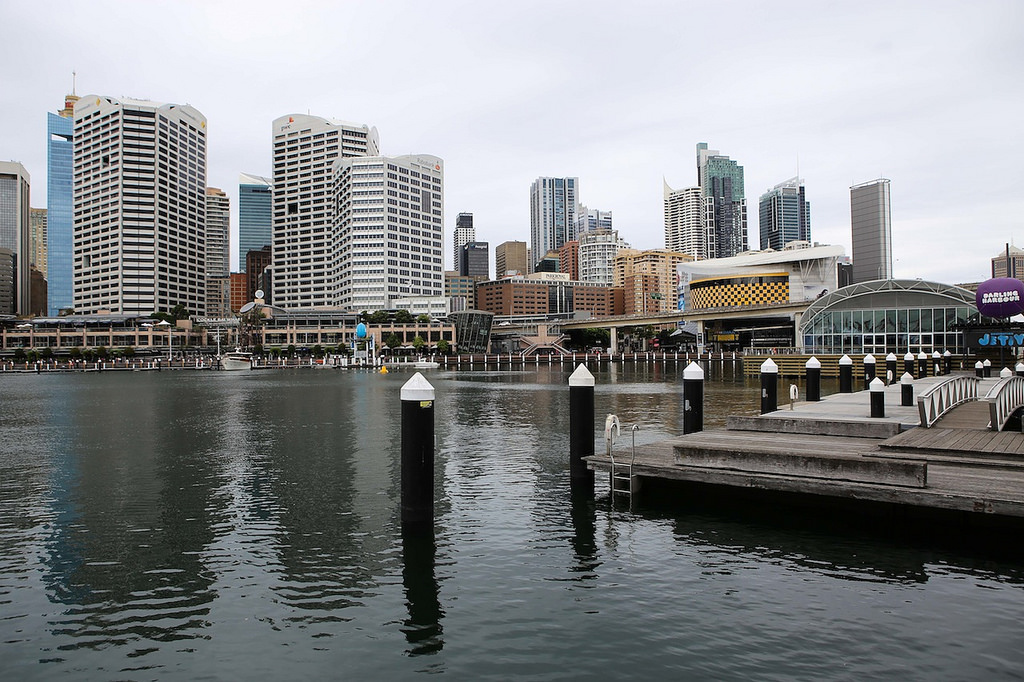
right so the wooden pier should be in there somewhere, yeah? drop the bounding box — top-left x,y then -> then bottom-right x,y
587,376 -> 1024,519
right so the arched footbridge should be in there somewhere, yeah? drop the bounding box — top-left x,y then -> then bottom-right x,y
917,374 -> 1024,432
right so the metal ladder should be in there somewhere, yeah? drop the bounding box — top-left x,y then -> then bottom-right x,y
606,415 -> 639,503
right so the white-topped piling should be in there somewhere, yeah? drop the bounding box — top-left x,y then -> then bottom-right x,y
682,361 -> 704,434
805,356 -> 821,401
569,364 -> 596,493
401,373 -> 436,530
760,358 -> 779,414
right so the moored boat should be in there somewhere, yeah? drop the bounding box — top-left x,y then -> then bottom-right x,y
221,349 -> 253,370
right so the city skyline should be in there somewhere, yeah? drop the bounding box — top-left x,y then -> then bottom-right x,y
1,1 -> 1021,285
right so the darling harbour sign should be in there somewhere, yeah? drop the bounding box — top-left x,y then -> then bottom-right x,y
966,278 -> 1024,349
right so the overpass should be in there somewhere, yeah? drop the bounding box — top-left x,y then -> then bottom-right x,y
556,300 -> 813,353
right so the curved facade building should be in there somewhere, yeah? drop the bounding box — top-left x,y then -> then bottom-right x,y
799,279 -> 977,355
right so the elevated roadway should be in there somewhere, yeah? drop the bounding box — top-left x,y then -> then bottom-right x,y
556,300 -> 812,352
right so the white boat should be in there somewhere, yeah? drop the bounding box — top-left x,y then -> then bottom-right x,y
413,358 -> 440,369
221,350 -> 253,371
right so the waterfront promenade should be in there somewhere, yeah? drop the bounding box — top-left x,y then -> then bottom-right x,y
588,376 -> 1024,519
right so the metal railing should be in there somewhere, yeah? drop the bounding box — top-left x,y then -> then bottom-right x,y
917,375 -> 980,428
984,376 -> 1024,432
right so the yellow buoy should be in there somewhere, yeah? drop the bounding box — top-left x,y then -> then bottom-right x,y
380,366 -> 389,374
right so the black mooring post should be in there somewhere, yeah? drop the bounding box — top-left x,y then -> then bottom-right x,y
805,356 -> 821,402
839,354 -> 853,393
760,358 -> 779,414
863,354 -> 876,390
918,351 -> 929,378
932,351 -> 942,377
682,361 -> 704,434
569,364 -> 595,495
901,372 -> 914,406
904,352 -> 915,379
984,359 -> 992,378
401,373 -> 435,531
943,351 -> 952,375
975,361 -> 984,378
886,353 -> 898,384
869,377 -> 885,418
1016,362 -> 1024,378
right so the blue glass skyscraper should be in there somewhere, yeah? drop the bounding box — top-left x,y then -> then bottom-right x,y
758,177 -> 811,251
238,173 -> 272,273
47,94 -> 77,315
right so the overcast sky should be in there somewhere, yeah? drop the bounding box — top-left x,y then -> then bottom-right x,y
3,0 -> 1022,282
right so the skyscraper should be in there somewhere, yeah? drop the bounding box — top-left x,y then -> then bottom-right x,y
697,143 -> 747,259
238,173 -> 272,273
850,178 -> 892,283
759,177 -> 811,251
205,187 -> 231,316
73,96 -> 207,315
575,205 -> 612,235
29,208 -> 47,278
453,212 -> 474,270
530,177 -> 577,270
460,241 -> 489,279
0,161 -> 31,314
47,92 -> 77,315
271,114 -> 379,309
206,188 -> 230,279
333,154 -> 443,311
663,182 -> 708,258
496,240 -> 528,277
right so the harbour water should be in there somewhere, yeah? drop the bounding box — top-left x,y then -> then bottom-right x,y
1,362 -> 1023,680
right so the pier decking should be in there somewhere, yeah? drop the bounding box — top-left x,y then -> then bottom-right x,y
587,376 -> 1024,518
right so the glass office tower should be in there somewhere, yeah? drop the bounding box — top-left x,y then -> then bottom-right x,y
46,94 -> 77,315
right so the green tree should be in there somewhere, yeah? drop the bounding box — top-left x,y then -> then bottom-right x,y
252,343 -> 264,357
384,332 -> 401,352
13,348 -> 26,361
417,314 -> 431,324
412,335 -> 426,353
368,310 -> 390,325
68,346 -> 81,360
40,347 -> 54,360
286,344 -> 296,358
27,350 -> 39,362
96,346 -> 109,359
394,309 -> 414,324
436,339 -> 450,355
123,346 -> 136,358
312,344 -> 324,358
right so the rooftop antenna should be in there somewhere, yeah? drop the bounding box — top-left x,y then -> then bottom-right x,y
72,70 -> 77,95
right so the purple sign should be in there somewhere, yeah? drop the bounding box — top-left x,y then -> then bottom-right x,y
976,277 -> 1024,318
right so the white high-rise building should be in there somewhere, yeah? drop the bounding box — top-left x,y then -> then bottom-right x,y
579,228 -> 629,285
333,154 -> 444,311
271,114 -> 380,309
663,181 -> 709,259
530,177 -> 577,270
72,97 -> 207,315
0,161 -> 31,314
453,212 -> 474,270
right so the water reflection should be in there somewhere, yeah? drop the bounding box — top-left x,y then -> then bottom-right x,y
401,529 -> 444,656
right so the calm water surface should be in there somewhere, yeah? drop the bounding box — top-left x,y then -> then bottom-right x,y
1,362 -> 1022,680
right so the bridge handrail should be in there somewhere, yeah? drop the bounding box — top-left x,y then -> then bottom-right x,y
984,375 -> 1024,432
917,375 -> 980,428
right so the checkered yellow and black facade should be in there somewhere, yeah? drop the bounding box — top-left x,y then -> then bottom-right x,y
689,273 -> 790,309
